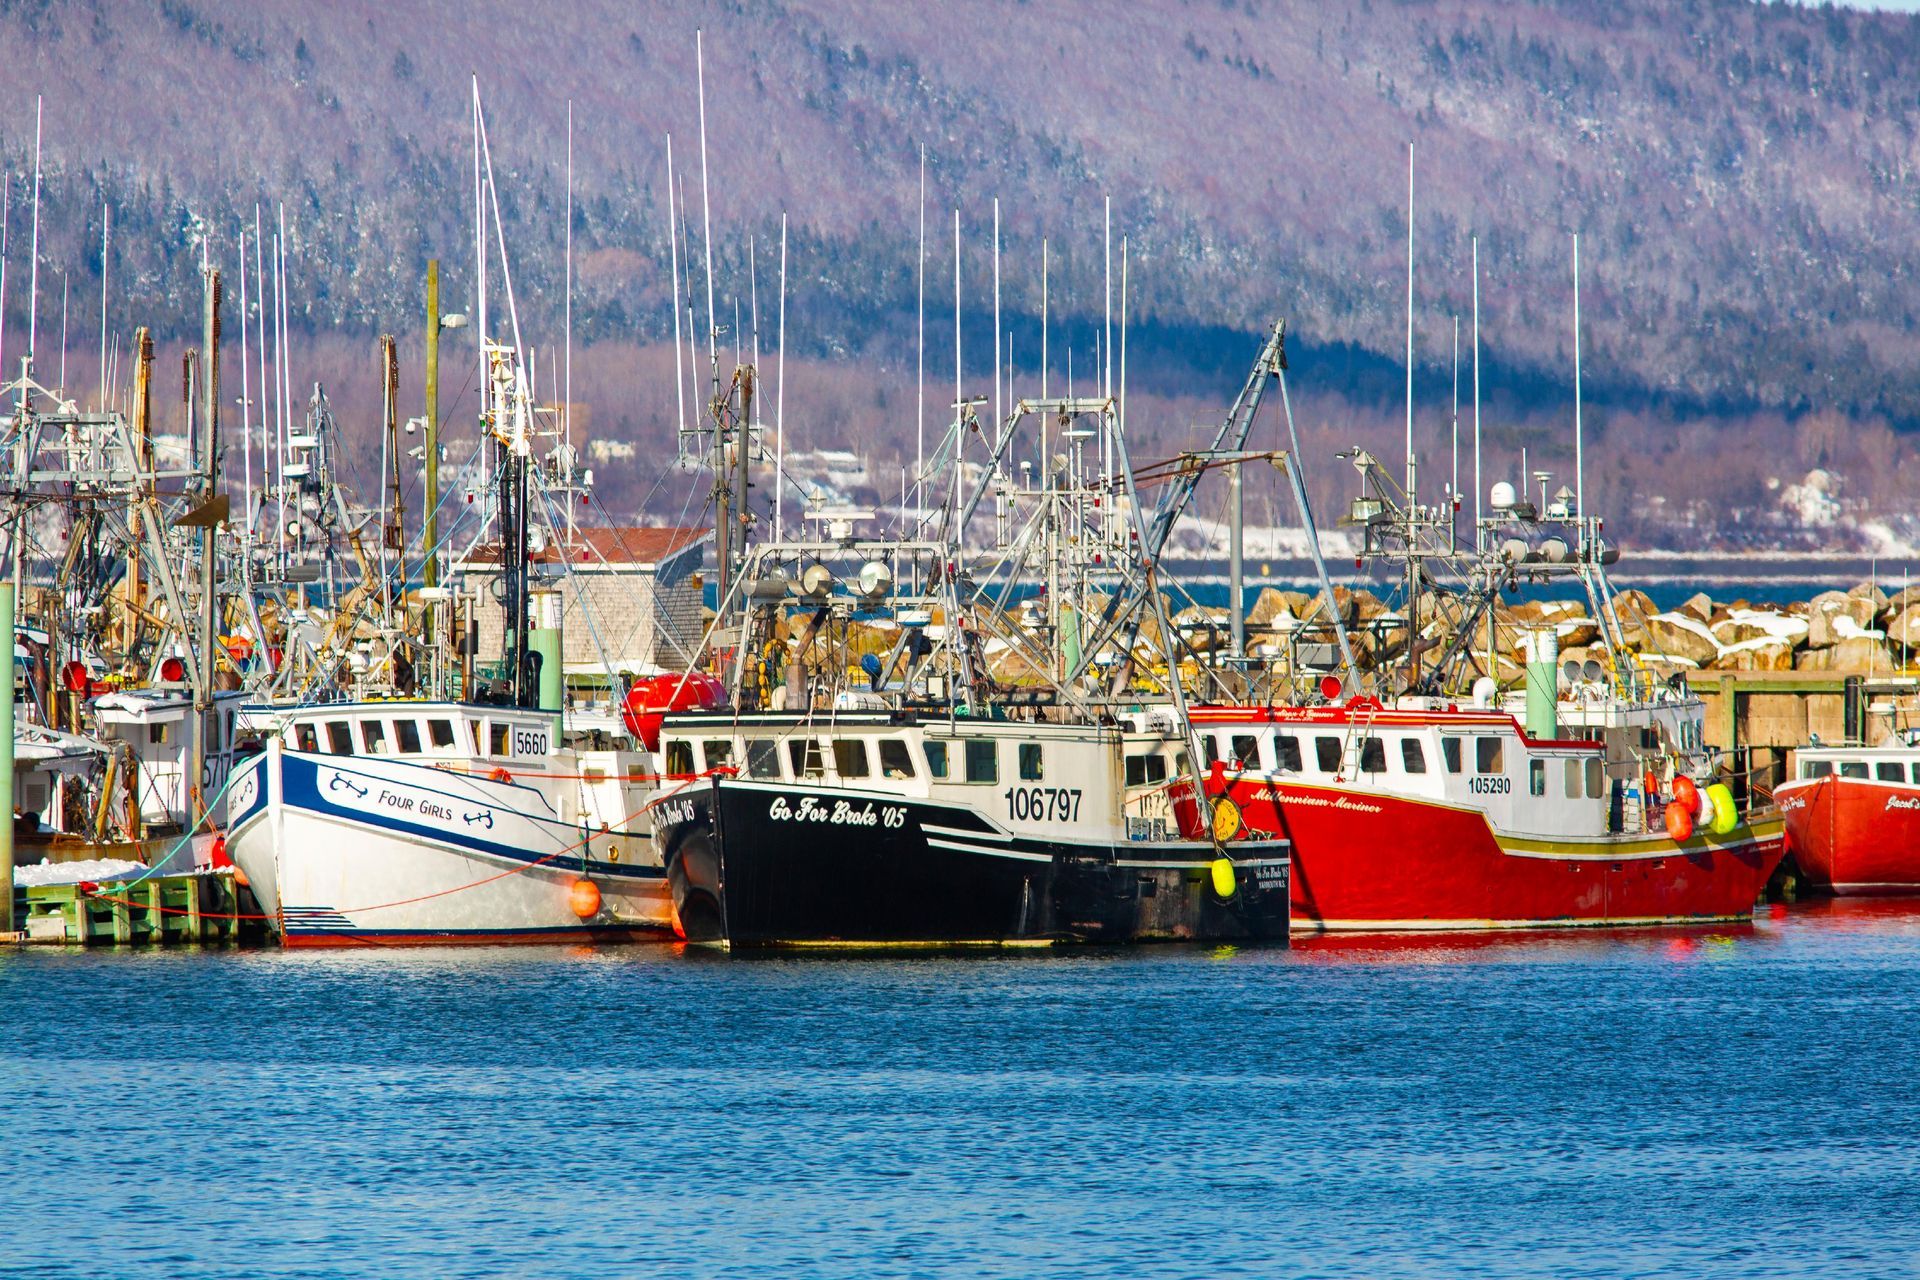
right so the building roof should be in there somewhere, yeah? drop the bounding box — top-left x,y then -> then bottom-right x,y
460,525 -> 710,570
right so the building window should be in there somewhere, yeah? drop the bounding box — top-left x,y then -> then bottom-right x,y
964,740 -> 998,783
833,739 -> 871,779
395,720 -> 423,754
1477,737 -> 1504,773
1018,743 -> 1044,781
325,722 -> 354,755
788,738 -> 825,779
1276,735 -> 1303,773
427,719 -> 456,748
1585,758 -> 1604,798
745,739 -> 781,779
1359,737 -> 1386,774
702,740 -> 734,771
1315,736 -> 1342,773
664,740 -> 695,777
1401,738 -> 1427,774
1443,738 -> 1462,773
1529,759 -> 1546,796
925,741 -> 950,780
878,740 -> 917,779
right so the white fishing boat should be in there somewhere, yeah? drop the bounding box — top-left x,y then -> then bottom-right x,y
226,699 -> 675,945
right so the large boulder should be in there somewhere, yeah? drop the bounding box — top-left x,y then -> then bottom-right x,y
1247,587 -> 1312,627
1642,612 -> 1721,667
1676,592 -> 1716,624
1607,588 -> 1659,631
1556,617 -> 1600,648
1849,581 -> 1891,614
1797,634 -> 1892,672
1710,638 -> 1795,672
1887,606 -> 1920,650
1807,591 -> 1879,648
1711,608 -> 1810,648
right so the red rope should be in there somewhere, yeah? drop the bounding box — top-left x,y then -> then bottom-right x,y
78,771 -> 722,923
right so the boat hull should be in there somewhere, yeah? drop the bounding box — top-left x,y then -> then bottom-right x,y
1226,779 -> 1785,931
653,777 -> 1291,947
1780,776 -> 1920,895
227,746 -> 672,947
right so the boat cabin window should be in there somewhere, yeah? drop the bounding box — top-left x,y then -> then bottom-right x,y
149,723 -> 169,746
395,720 -> 422,753
1476,737 -> 1504,774
1315,736 -> 1342,773
964,740 -> 998,784
926,741 -> 950,779
326,721 -> 354,755
879,740 -> 916,779
745,739 -> 782,780
1401,738 -> 1427,774
702,740 -> 734,771
1564,759 -> 1582,799
1018,743 -> 1044,781
788,738 -> 826,779
1443,738 -> 1462,773
295,724 -> 319,753
1529,759 -> 1547,796
1276,735 -> 1303,773
1231,735 -> 1261,769
1586,758 -> 1604,798
1801,759 -> 1832,779
833,739 -> 871,779
1840,762 -> 1869,779
362,720 -> 389,754
428,719 -> 456,748
665,739 -> 696,777
1125,753 -> 1169,787
1877,762 -> 1904,783
1359,737 -> 1386,774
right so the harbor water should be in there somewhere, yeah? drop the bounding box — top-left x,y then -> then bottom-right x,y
5,902 -> 1919,1279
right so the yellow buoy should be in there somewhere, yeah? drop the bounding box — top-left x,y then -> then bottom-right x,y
1706,783 -> 1739,836
1210,796 -> 1244,843
1210,857 -> 1238,898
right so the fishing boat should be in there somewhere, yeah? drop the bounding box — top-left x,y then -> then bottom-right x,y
1778,738 -> 1920,895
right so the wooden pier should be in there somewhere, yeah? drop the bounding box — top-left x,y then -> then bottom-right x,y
10,868 -> 247,945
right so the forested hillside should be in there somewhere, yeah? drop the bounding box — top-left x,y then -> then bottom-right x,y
2,0 -> 1919,548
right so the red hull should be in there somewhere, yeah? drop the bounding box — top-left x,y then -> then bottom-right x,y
1223,779 -> 1784,932
1779,776 -> 1920,895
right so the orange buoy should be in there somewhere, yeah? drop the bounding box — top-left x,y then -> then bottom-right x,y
569,877 -> 602,919
1671,775 -> 1699,812
1665,801 -> 1694,843
1642,770 -> 1660,801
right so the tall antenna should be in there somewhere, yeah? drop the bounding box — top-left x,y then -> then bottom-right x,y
776,213 -> 788,540
28,95 -> 42,363
667,134 -> 686,439
254,208 -> 269,537
1472,234 -> 1481,537
0,173 -> 9,376
472,79 -> 487,349
1451,313 -> 1459,510
952,207 -> 961,510
992,196 -> 1001,473
564,99 -> 574,466
1102,195 -> 1113,479
239,228 -> 251,531
58,273 -> 67,390
1403,141 -> 1415,497
916,143 -> 925,526
696,30 -> 718,397
749,235 -> 760,377
1572,232 -> 1584,525
98,204 -> 109,409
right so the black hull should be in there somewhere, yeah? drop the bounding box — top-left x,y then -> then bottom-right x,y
653,778 -> 1290,947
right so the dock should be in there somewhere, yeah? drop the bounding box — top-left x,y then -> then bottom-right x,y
10,868 -> 248,946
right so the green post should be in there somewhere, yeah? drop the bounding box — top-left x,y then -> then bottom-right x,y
1524,629 -> 1559,740
0,583 -> 12,936
423,259 -> 441,589
531,627 -> 563,714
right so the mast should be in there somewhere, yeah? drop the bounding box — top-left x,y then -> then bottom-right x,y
776,213 -> 787,542
423,259 -> 441,588
1572,232 -> 1584,530
192,266 -> 221,820
916,144 -> 925,531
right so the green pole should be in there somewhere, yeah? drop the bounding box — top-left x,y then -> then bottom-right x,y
0,583 -> 15,936
423,259 -> 441,589
531,627 -> 563,714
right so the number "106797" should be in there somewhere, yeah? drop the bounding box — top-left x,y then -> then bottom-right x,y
1004,787 -> 1082,822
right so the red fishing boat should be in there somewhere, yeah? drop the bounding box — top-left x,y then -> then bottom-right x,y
1175,690 -> 1785,933
1778,743 -> 1920,895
